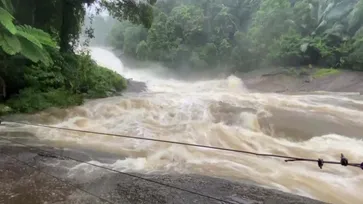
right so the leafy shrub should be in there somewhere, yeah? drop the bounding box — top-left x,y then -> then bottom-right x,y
85,65 -> 127,98
341,35 -> 363,71
7,88 -> 83,113
24,62 -> 65,91
268,29 -> 305,66
70,52 -> 127,98
6,50 -> 127,113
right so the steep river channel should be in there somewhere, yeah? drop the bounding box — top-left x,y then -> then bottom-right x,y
1,47 -> 363,204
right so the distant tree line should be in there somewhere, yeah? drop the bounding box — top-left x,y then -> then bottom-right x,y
107,0 -> 363,72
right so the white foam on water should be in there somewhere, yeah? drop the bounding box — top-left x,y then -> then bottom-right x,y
18,47 -> 363,204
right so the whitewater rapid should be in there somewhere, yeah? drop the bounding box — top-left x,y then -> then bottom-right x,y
5,47 -> 363,204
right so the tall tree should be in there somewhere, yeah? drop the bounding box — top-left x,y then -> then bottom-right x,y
11,0 -> 156,53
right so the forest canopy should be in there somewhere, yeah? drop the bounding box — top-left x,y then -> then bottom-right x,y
107,0 -> 363,72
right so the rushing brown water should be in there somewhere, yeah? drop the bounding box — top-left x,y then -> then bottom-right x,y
2,48 -> 363,204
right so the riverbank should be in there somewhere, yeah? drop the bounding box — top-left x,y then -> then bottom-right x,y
240,67 -> 363,94
0,79 -> 146,116
117,54 -> 363,94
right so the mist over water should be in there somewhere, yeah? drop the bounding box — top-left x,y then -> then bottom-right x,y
4,47 -> 363,204
90,47 -> 125,74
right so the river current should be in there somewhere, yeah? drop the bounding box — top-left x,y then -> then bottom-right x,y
2,47 -> 363,204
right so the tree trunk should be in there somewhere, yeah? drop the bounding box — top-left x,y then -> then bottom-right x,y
0,76 -> 6,99
59,0 -> 73,52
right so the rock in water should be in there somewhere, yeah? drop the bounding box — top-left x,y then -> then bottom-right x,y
125,78 -> 147,93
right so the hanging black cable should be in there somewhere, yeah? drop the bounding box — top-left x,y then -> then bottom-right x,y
0,138 -> 240,204
0,151 -> 115,204
1,121 -> 362,170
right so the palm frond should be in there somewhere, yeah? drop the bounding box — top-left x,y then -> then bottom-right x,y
0,31 -> 21,55
0,0 -> 13,12
18,36 -> 52,66
16,25 -> 57,48
0,7 -> 16,34
16,28 -> 43,49
348,0 -> 363,34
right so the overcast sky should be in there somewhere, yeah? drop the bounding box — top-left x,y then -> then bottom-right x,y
87,2 -> 109,16
87,0 -> 151,16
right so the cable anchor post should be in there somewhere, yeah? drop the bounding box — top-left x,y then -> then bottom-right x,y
340,153 -> 348,166
318,159 -> 324,169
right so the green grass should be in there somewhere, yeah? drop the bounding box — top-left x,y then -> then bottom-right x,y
283,67 -> 311,77
313,68 -> 340,78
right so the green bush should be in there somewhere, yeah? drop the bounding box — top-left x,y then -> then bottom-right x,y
85,65 -> 127,98
7,88 -> 83,113
24,62 -> 65,91
268,29 -> 305,66
26,50 -> 127,97
69,52 -> 127,98
5,50 -> 127,114
341,36 -> 363,71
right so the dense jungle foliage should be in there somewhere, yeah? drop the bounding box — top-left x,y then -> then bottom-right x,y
0,0 -> 155,114
1,0 -> 363,113
107,0 -> 363,72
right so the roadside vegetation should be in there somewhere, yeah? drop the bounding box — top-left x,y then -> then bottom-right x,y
0,0 -> 155,114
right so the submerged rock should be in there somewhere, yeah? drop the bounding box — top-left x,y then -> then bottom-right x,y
125,78 -> 147,93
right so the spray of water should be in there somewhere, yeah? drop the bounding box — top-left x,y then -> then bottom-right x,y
90,47 -> 125,74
